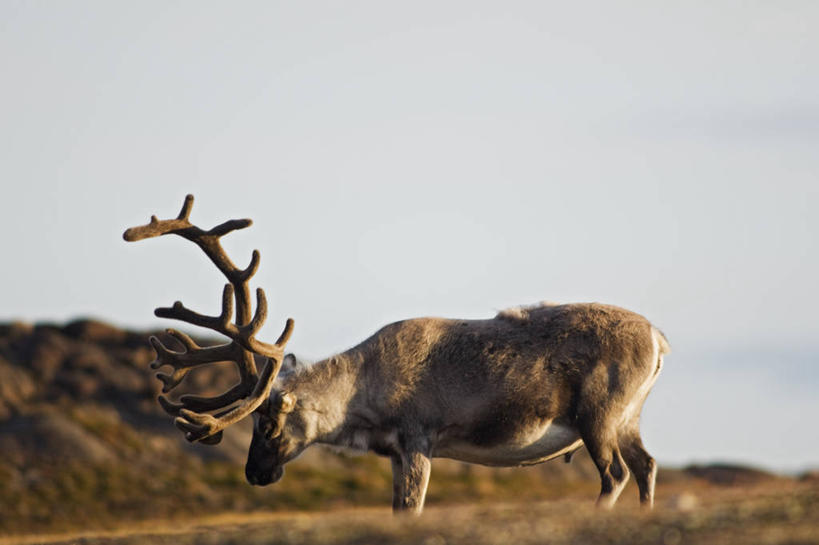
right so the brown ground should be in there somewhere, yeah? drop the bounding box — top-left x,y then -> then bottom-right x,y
3,480 -> 816,545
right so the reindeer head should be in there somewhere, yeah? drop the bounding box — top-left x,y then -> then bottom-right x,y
245,353 -> 315,484
246,390 -> 302,485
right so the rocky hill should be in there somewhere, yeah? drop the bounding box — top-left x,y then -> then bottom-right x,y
0,319 -> 786,534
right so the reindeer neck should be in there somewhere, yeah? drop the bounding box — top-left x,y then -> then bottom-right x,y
281,349 -> 364,443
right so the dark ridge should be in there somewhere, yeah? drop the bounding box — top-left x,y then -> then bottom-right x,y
683,463 -> 781,485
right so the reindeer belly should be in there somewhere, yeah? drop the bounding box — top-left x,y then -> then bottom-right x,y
435,421 -> 582,467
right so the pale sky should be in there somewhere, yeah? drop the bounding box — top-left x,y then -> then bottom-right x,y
1,1 -> 817,472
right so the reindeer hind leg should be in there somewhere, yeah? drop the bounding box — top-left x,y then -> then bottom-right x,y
619,430 -> 657,508
578,420 -> 630,509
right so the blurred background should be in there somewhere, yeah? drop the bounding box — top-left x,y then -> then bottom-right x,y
1,3 -> 817,532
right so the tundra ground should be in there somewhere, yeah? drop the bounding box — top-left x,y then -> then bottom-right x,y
3,480 -> 816,545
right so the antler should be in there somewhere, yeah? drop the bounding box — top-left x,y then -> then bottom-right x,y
124,195 -> 294,443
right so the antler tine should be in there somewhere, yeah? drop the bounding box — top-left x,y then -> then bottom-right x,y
276,318 -> 296,347
123,194 -> 196,242
177,194 -> 194,220
156,380 -> 253,416
238,250 -> 261,282
149,331 -> 236,370
149,333 -> 238,393
153,285 -> 234,339
208,218 -> 253,239
157,395 -> 184,416
164,328 -> 199,351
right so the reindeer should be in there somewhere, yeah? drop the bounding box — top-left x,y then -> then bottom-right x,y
124,195 -> 669,514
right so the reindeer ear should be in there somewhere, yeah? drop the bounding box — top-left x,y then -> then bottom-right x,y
280,392 -> 297,413
279,353 -> 298,377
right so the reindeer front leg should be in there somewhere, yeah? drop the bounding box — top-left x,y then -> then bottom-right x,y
395,448 -> 431,514
390,456 -> 404,511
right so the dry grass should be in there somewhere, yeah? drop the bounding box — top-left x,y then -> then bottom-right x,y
3,481 -> 816,545
0,447 -> 600,534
